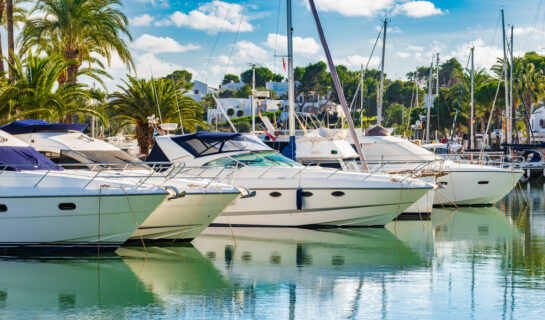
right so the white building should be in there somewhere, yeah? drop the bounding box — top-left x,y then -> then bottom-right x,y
220,81 -> 245,92
184,80 -> 218,102
207,98 -> 283,123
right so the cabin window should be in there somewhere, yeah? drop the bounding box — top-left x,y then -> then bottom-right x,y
269,191 -> 282,197
0,204 -> 6,212
478,181 -> 489,185
331,191 -> 345,197
540,119 -> 545,128
302,191 -> 313,197
58,203 -> 76,210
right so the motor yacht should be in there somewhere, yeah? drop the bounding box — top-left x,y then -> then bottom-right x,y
353,135 -> 523,206
148,131 -> 434,227
2,120 -> 241,242
263,128 -> 436,219
0,130 -> 167,252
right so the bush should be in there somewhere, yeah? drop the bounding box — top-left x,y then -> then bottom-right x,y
236,110 -> 245,117
227,108 -> 235,116
238,122 -> 251,132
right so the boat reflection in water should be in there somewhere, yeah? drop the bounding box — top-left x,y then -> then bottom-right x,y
431,206 -> 521,242
0,255 -> 155,318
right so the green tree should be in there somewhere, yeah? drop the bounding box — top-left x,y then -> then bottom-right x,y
1,53 -> 104,123
108,76 -> 203,154
19,0 -> 133,88
240,66 -> 282,87
164,69 -> 192,90
221,73 -> 240,85
234,84 -> 252,98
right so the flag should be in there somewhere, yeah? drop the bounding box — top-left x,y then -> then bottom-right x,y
265,130 -> 277,141
282,57 -> 287,72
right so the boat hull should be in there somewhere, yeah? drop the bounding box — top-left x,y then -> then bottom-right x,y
434,168 -> 522,206
212,187 -> 429,227
129,192 -> 239,241
0,192 -> 166,252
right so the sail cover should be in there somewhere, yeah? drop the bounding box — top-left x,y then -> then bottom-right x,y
0,120 -> 87,135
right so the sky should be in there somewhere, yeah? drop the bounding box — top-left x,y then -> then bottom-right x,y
19,0 -> 545,91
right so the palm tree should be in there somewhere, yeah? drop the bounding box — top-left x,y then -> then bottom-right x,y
19,0 -> 134,86
6,0 -> 13,81
0,53 -> 105,123
108,76 -> 204,154
0,0 -> 27,74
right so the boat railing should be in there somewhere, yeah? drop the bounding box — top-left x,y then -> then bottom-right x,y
0,161 -> 241,190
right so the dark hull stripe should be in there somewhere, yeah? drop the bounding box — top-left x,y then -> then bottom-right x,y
0,193 -> 167,199
225,201 -> 415,216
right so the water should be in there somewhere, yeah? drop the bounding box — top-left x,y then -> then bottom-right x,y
0,184 -> 543,319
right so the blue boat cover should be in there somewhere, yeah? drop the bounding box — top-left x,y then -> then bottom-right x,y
0,120 -> 87,135
166,131 -> 271,158
0,146 -> 63,171
281,136 -> 297,160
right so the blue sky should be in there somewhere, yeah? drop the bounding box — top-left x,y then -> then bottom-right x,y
84,0 -> 545,90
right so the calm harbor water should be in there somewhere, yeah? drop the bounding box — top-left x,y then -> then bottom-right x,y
0,184 -> 543,319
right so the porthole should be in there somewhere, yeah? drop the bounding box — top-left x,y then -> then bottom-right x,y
331,191 -> 345,197
269,191 -> 282,197
0,204 -> 6,212
302,191 -> 313,197
478,181 -> 489,185
438,181 -> 448,186
58,203 -> 76,210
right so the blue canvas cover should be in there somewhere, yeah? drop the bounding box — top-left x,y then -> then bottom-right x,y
0,146 -> 63,171
281,136 -> 297,160
169,131 -> 271,158
0,120 -> 87,135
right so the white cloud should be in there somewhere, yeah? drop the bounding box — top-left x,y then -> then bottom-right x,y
132,34 -> 201,54
408,45 -> 424,51
232,40 -> 268,61
135,53 -> 198,79
263,33 -> 321,55
374,25 -> 402,34
336,55 -> 380,68
135,0 -> 169,8
397,51 -> 411,58
447,38 -> 523,70
309,0 -> 394,17
131,14 -> 154,27
309,0 -> 442,18
167,1 -> 254,34
394,1 -> 442,18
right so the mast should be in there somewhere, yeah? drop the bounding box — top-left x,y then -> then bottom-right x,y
501,9 -> 511,144
426,57 -> 433,141
415,70 -> 419,109
470,46 -> 475,150
287,0 -> 295,138
250,63 -> 257,133
377,19 -> 388,126
510,25 -> 514,135
436,53 -> 440,139
307,0 -> 368,172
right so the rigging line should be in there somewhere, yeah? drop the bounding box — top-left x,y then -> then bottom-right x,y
349,25 -> 383,111
203,0 -> 233,84
272,0 -> 282,75
524,0 -> 544,50
171,75 -> 184,134
223,0 -> 249,78
479,68 -> 504,159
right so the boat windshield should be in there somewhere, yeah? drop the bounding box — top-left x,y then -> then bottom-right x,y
204,151 -> 302,168
53,149 -> 147,170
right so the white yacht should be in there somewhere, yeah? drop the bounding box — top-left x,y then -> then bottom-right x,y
353,135 -> 523,206
149,131 -> 434,227
263,128 -> 436,219
0,130 -> 167,252
2,120 -> 241,242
